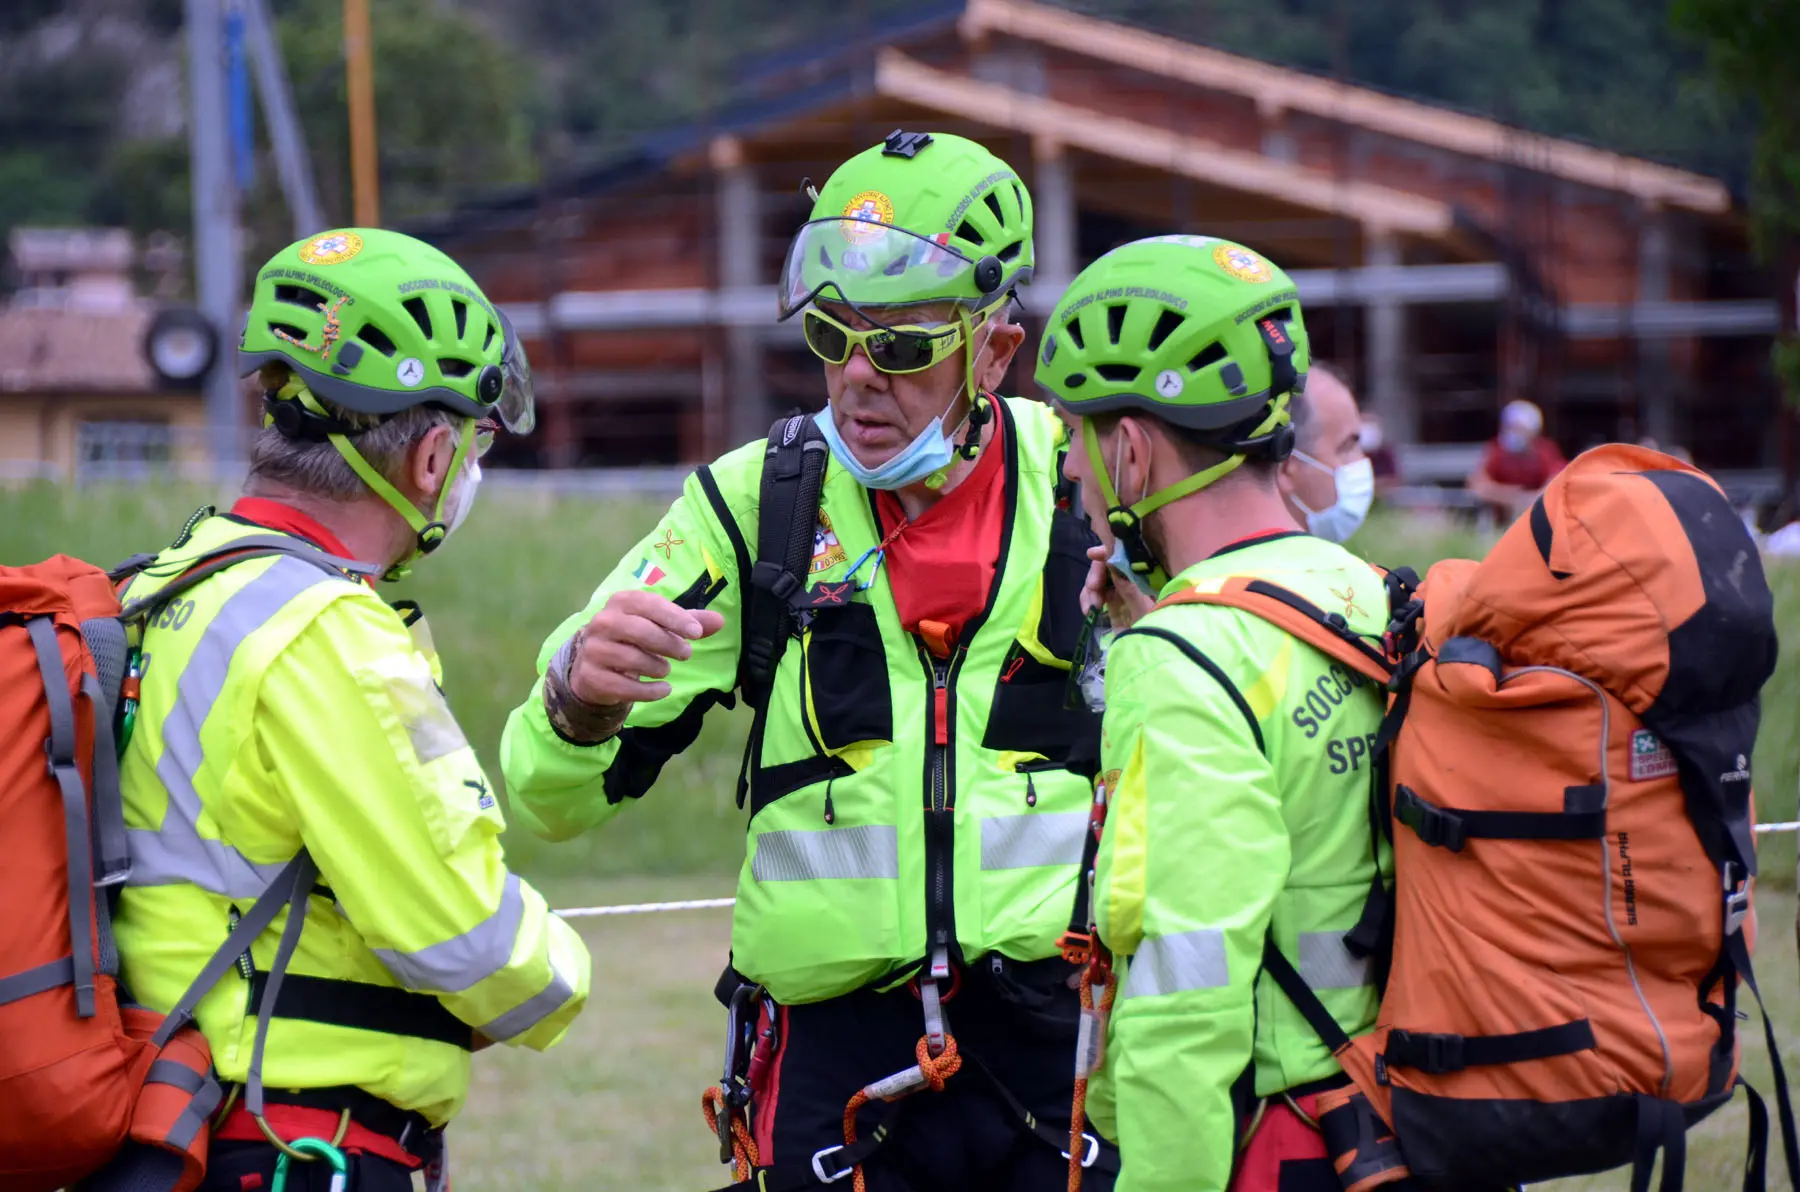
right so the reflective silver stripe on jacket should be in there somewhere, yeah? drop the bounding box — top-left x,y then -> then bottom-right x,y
1122,929 -> 1229,999
127,556 -> 336,900
373,873 -> 526,993
1296,930 -> 1373,990
979,811 -> 1087,871
751,825 -> 899,882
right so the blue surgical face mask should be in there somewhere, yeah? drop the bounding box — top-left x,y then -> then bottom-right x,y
814,397 -> 966,491
813,317 -> 992,491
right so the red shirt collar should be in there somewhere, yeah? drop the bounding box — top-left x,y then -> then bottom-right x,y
1209,528 -> 1303,559
230,497 -> 361,564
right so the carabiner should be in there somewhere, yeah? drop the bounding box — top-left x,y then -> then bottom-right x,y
271,1136 -> 349,1192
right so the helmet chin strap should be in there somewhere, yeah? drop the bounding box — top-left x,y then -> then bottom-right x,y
924,307 -> 996,490
284,384 -> 475,582
1080,404 -> 1286,592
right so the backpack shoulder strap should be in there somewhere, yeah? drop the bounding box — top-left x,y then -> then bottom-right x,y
118,534 -> 377,625
740,413 -> 829,711
1154,576 -> 1394,685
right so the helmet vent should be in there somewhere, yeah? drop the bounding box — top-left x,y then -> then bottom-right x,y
1012,183 -> 1026,216
1188,341 -> 1228,372
1146,309 -> 1186,352
997,240 -> 1023,263
1064,371 -> 1087,388
273,284 -> 324,310
1066,321 -> 1084,352
358,324 -> 397,356
269,320 -> 306,343
983,190 -> 1005,226
1105,303 -> 1127,346
957,220 -> 981,245
452,298 -> 468,340
403,296 -> 434,340
483,322 -> 497,351
1095,364 -> 1140,384
438,358 -> 475,379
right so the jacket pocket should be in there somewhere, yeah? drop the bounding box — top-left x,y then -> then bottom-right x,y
800,601 -> 893,754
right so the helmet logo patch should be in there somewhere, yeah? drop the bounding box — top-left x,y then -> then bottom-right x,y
1155,369 -> 1185,398
396,357 -> 426,387
1213,243 -> 1272,283
840,190 -> 895,243
298,232 -> 364,266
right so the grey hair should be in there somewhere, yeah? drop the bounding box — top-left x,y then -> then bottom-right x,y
245,370 -> 459,501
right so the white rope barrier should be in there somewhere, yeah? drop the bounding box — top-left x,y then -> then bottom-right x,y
553,822 -> 1800,921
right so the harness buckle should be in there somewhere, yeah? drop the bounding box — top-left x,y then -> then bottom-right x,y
1062,1132 -> 1101,1169
811,1144 -> 854,1184
1056,930 -> 1093,966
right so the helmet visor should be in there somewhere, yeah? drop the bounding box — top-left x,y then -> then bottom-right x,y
495,308 -> 536,435
778,218 -> 978,319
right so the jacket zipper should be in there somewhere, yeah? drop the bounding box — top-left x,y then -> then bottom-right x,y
923,647 -> 955,985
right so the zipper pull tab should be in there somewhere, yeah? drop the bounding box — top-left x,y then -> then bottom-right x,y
1025,770 -> 1037,808
823,783 -> 836,825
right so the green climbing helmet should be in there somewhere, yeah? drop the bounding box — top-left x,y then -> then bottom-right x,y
240,227 -> 534,435
1036,234 -> 1311,592
778,129 -> 1035,319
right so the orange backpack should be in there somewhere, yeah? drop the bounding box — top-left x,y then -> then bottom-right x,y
0,534 -> 367,1192
1155,445 -> 1796,1192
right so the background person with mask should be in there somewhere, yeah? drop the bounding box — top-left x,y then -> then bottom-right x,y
1466,398 -> 1567,523
1273,361 -> 1374,544
113,228 -> 590,1191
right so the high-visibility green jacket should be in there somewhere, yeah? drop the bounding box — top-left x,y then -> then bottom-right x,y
502,397 -> 1101,1005
115,514 -> 591,1127
1087,532 -> 1391,1192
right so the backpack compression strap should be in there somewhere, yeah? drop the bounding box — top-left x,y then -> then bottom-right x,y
733,414 -> 829,811
742,413 -> 830,711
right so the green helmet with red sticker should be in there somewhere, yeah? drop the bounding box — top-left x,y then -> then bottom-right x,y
778,130 -> 1035,319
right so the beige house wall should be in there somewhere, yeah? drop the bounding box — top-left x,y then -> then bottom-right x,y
0,393 -> 207,481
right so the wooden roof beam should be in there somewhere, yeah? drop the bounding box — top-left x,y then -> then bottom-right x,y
960,0 -> 1731,215
874,49 -> 1456,239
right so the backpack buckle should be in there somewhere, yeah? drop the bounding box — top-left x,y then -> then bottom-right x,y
1393,785 -> 1467,852
1388,1029 -> 1466,1074
1723,863 -> 1751,936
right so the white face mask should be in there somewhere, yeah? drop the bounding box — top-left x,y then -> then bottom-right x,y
440,458 -> 482,536
1291,451 -> 1374,544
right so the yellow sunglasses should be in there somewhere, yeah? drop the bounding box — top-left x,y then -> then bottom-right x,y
801,307 -> 969,375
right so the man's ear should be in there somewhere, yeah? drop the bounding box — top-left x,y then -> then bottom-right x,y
1274,452 -> 1300,498
406,422 -> 458,508
974,317 -> 1027,392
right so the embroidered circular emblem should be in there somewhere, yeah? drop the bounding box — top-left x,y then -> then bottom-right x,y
298,232 -> 364,266
1212,243 -> 1272,283
839,190 -> 896,243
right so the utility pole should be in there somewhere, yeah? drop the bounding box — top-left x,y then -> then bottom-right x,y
245,0 -> 325,237
344,0 -> 379,226
186,0 -> 244,477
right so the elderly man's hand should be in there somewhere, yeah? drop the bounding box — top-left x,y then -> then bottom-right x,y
569,589 -> 725,709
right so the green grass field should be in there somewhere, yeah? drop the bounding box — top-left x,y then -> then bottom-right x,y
5,481 -> 1797,1190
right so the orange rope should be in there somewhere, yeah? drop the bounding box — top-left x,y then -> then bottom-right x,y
1068,962 -> 1116,1192
842,1034 -> 963,1192
702,1086 -> 760,1184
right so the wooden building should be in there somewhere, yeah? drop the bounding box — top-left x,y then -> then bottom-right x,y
418,0 -> 1781,481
